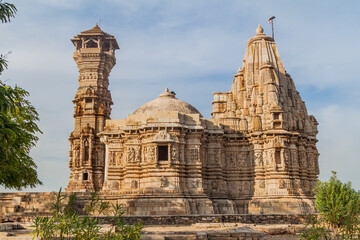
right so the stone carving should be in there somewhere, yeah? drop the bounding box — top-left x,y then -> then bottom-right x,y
109,181 -> 119,190
228,153 -> 237,168
160,177 -> 169,188
308,152 -> 315,168
131,180 -> 138,189
127,147 -> 135,163
192,179 -> 200,189
73,145 -> 80,167
154,130 -> 173,142
171,147 -> 177,161
115,151 -> 123,166
273,137 -> 284,147
266,151 -> 274,165
179,147 -> 184,162
109,151 -> 116,166
258,180 -> 265,189
254,152 -> 263,166
189,148 -> 199,163
291,150 -> 298,166
148,146 -> 156,162
238,153 -> 248,167
278,180 -> 286,189
135,147 -> 141,162
298,152 -> 306,167
284,150 -> 290,166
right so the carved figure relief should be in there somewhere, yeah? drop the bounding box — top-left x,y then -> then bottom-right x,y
254,152 -> 263,166
160,177 -> 169,188
267,151 -> 274,165
278,180 -> 286,189
75,104 -> 83,115
298,152 -> 306,167
109,151 -> 116,166
227,153 -> 237,168
73,145 -> 80,167
192,179 -> 200,189
291,150 -> 299,166
109,181 -> 119,191
98,103 -> 104,114
239,153 -> 248,167
127,147 -> 135,163
147,146 -> 155,162
135,147 -> 141,162
171,147 -> 177,161
215,150 -> 221,164
131,180 -> 138,189
211,181 -> 218,190
115,151 -> 123,166
308,152 -> 315,168
284,150 -> 290,166
258,180 -> 265,189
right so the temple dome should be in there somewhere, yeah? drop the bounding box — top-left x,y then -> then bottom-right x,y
133,88 -> 202,116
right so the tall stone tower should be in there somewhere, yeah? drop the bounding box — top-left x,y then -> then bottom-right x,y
67,25 -> 119,192
212,25 -> 319,213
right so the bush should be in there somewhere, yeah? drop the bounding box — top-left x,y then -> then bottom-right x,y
31,188 -> 142,240
301,171 -> 360,240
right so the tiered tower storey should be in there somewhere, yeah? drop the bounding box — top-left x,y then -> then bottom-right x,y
67,25 -> 119,192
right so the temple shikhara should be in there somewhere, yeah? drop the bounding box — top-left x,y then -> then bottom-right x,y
66,24 -> 319,215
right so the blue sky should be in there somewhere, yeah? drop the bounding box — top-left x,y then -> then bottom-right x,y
1,0 -> 360,191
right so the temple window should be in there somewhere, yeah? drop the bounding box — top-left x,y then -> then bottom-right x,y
275,150 -> 281,164
158,146 -> 168,161
84,140 -> 89,161
83,172 -> 88,181
274,113 -> 280,120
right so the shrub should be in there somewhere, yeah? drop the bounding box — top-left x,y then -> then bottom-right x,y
31,188 -> 142,240
301,171 -> 360,240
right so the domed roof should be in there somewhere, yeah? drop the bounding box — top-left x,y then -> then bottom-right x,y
133,88 -> 202,116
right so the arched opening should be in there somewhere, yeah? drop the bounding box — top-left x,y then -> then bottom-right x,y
86,39 -> 98,48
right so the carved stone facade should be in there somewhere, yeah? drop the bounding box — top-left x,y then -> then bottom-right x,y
67,25 -> 319,215
66,25 -> 119,192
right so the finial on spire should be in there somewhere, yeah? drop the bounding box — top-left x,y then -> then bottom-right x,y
159,87 -> 175,98
256,25 -> 264,34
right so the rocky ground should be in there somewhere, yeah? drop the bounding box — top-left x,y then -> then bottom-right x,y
0,222 -> 304,239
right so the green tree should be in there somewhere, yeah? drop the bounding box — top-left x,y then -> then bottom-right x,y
301,171 -> 360,240
0,1 -> 42,189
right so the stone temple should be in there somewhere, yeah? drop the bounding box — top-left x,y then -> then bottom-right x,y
66,24 -> 319,215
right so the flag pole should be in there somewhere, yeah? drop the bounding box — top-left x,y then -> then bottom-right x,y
268,16 -> 276,39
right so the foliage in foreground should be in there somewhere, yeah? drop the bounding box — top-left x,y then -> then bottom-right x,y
301,171 -> 360,240
0,0 -> 42,190
31,189 -> 142,240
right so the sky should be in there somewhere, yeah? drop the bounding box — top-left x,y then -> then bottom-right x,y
1,0 -> 360,192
